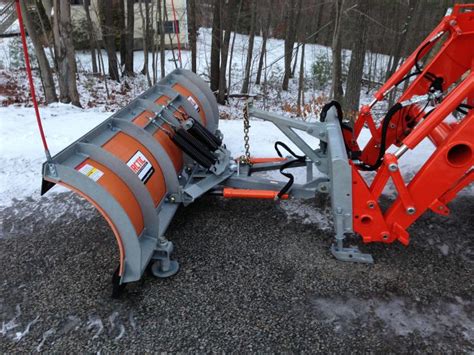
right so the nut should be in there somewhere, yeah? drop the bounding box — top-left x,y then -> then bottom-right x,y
388,163 -> 398,172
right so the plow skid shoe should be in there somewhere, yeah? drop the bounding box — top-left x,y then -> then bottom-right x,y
41,69 -> 219,285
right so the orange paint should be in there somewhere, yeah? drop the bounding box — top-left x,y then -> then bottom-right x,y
76,159 -> 144,235
223,188 -> 289,200
102,132 -> 167,206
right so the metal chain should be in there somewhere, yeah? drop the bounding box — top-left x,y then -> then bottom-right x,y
240,102 -> 252,165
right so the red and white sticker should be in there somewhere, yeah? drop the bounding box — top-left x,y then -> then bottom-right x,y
127,151 -> 154,183
77,163 -> 104,182
187,96 -> 200,112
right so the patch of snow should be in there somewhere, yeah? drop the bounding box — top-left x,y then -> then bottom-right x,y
0,304 -> 21,336
87,316 -> 104,340
313,296 -> 474,342
13,315 -> 40,342
36,328 -> 55,352
280,199 -> 332,229
0,104 -> 109,207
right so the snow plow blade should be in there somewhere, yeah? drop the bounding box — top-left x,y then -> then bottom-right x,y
41,69 -> 219,284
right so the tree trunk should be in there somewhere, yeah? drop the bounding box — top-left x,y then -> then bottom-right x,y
60,0 -> 80,106
297,41 -> 305,115
163,1 -> 178,69
119,0 -> 126,70
241,0 -> 256,94
255,8 -> 271,86
158,0 -> 166,78
124,0 -> 134,76
52,0 -> 80,106
217,0 -> 236,104
210,0 -> 221,92
187,0 -> 197,73
138,0 -> 150,85
313,0 -> 325,43
330,0 -> 344,103
83,0 -> 98,74
291,44 -> 299,78
227,0 -> 243,94
282,0 -> 296,91
344,2 -> 368,114
99,0 -> 120,82
20,0 -> 57,104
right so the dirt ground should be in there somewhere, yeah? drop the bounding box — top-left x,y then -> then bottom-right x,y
0,192 -> 473,352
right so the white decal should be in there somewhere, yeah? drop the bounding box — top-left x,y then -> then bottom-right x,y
187,96 -> 200,112
77,163 -> 104,182
126,151 -> 154,183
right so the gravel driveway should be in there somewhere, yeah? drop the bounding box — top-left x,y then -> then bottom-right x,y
1,192 -> 473,352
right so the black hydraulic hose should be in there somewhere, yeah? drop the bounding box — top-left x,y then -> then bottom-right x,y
358,102 -> 404,171
274,141 -> 306,199
456,103 -> 473,115
319,100 -> 352,154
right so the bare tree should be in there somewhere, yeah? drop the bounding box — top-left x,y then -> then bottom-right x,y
227,0 -> 243,93
163,1 -> 178,69
138,0 -> 151,85
344,1 -> 369,114
255,5 -> 271,86
282,0 -> 301,91
19,0 -> 57,104
187,0 -> 197,73
241,0 -> 256,94
119,0 -> 126,70
99,0 -> 120,82
52,0 -> 80,106
297,41 -> 305,114
217,0 -> 236,104
210,0 -> 222,92
330,0 -> 344,103
158,0 -> 166,78
124,0 -> 135,76
83,0 -> 98,74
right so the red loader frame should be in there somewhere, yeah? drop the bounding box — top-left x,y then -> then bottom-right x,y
350,4 -> 474,246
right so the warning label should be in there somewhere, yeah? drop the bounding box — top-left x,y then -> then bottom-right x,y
187,96 -> 200,112
77,163 -> 104,182
127,151 -> 154,183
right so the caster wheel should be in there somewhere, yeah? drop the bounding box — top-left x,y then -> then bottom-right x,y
151,259 -> 180,278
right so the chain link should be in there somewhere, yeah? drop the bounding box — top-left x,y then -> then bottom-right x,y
240,102 -> 252,165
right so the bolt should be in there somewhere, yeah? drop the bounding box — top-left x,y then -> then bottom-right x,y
336,207 -> 343,214
367,201 -> 375,209
382,233 -> 389,241
170,196 -> 176,203
389,123 -> 396,129
388,163 -> 398,172
319,131 -> 326,138
315,160 -> 321,166
406,206 -> 416,215
307,128 -> 313,134
320,185 -> 327,192
438,206 -> 444,210
178,175 -> 182,179
450,20 -> 457,26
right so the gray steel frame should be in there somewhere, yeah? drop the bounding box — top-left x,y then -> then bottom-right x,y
218,101 -> 372,263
